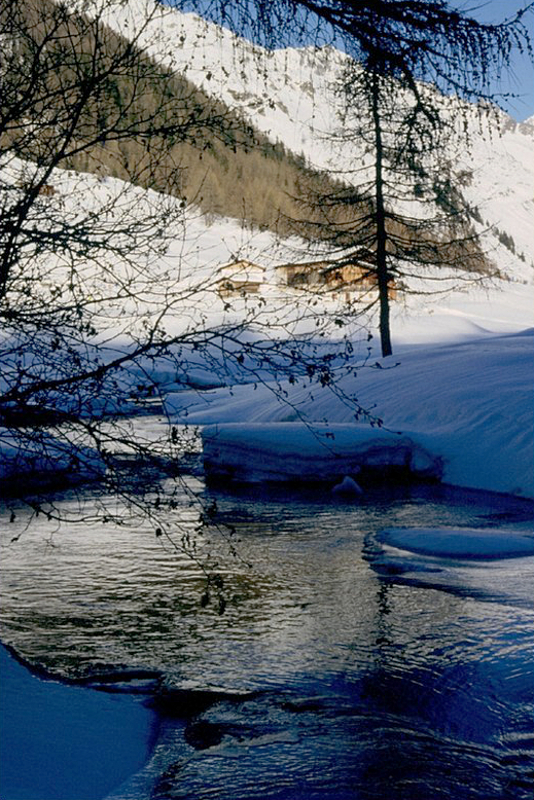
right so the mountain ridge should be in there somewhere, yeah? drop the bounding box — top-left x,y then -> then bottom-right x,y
8,0 -> 533,283
72,0 -> 532,281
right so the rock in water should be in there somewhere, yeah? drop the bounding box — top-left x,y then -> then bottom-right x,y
332,476 -> 363,498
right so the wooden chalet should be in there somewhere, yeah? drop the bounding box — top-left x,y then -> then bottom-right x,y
16,181 -> 57,197
216,259 -> 266,296
275,261 -> 326,288
275,251 -> 376,291
275,251 -> 398,300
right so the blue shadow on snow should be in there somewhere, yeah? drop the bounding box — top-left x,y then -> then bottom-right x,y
0,644 -> 158,800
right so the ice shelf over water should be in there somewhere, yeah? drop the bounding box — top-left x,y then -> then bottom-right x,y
378,527 -> 534,560
202,423 -> 442,484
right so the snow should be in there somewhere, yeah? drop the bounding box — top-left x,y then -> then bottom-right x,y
2,153 -> 532,503
0,644 -> 157,800
377,527 -> 534,560
0,428 -> 106,488
332,475 -> 363,497
1,2 -> 532,500
202,424 -> 442,484
368,523 -> 534,608
166,326 -> 534,499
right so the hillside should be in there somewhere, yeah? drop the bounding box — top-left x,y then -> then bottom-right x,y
76,0 -> 533,282
2,0 -> 371,243
4,0 -> 508,276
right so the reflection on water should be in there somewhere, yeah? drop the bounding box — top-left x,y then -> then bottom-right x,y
1,458 -> 534,799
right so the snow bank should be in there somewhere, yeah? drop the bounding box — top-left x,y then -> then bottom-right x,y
0,645 -> 157,800
202,423 -> 442,484
175,329 -> 533,498
378,527 -> 534,560
0,428 -> 106,491
368,524 -> 534,607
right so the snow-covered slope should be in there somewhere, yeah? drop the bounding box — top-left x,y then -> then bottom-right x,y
2,1 -> 533,501
72,0 -> 534,281
3,151 -> 532,497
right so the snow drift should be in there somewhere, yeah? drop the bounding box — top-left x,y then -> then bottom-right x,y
172,329 -> 534,499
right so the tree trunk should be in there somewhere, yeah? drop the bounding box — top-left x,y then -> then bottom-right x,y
370,70 -> 392,358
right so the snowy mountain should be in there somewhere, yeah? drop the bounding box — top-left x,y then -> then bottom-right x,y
71,0 -> 534,282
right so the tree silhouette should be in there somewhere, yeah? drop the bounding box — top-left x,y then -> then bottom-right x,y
0,0 -> 372,577
1,0 -> 530,575
187,0 -> 531,356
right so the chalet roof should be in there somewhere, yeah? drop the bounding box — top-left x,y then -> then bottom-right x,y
219,259 -> 266,272
274,250 -> 376,273
274,260 -> 329,272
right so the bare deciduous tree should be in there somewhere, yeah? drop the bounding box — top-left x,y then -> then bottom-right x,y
1,1 -> 372,591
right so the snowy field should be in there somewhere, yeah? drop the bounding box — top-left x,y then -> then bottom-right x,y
1,158 -> 532,499
3,1 -> 533,503
164,281 -> 534,499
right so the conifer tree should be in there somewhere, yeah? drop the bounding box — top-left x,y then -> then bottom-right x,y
216,0 -> 531,356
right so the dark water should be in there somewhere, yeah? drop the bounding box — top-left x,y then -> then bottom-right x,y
1,471 -> 533,799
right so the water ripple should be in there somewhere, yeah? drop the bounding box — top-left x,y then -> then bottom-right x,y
1,477 -> 533,799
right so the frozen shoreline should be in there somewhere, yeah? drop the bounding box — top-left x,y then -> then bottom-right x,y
172,330 -> 534,500
0,644 -> 158,800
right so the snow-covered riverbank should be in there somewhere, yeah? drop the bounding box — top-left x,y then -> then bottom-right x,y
2,284 -> 532,499
166,287 -> 534,499
0,645 -> 158,800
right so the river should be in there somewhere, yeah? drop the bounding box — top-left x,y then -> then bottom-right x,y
1,422 -> 533,800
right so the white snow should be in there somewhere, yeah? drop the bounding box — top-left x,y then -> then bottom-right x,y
332,475 -> 363,497
1,144 -> 532,501
166,326 -> 534,499
368,523 -> 534,607
377,527 -> 534,560
1,9 -> 533,800
1,2 -> 533,500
